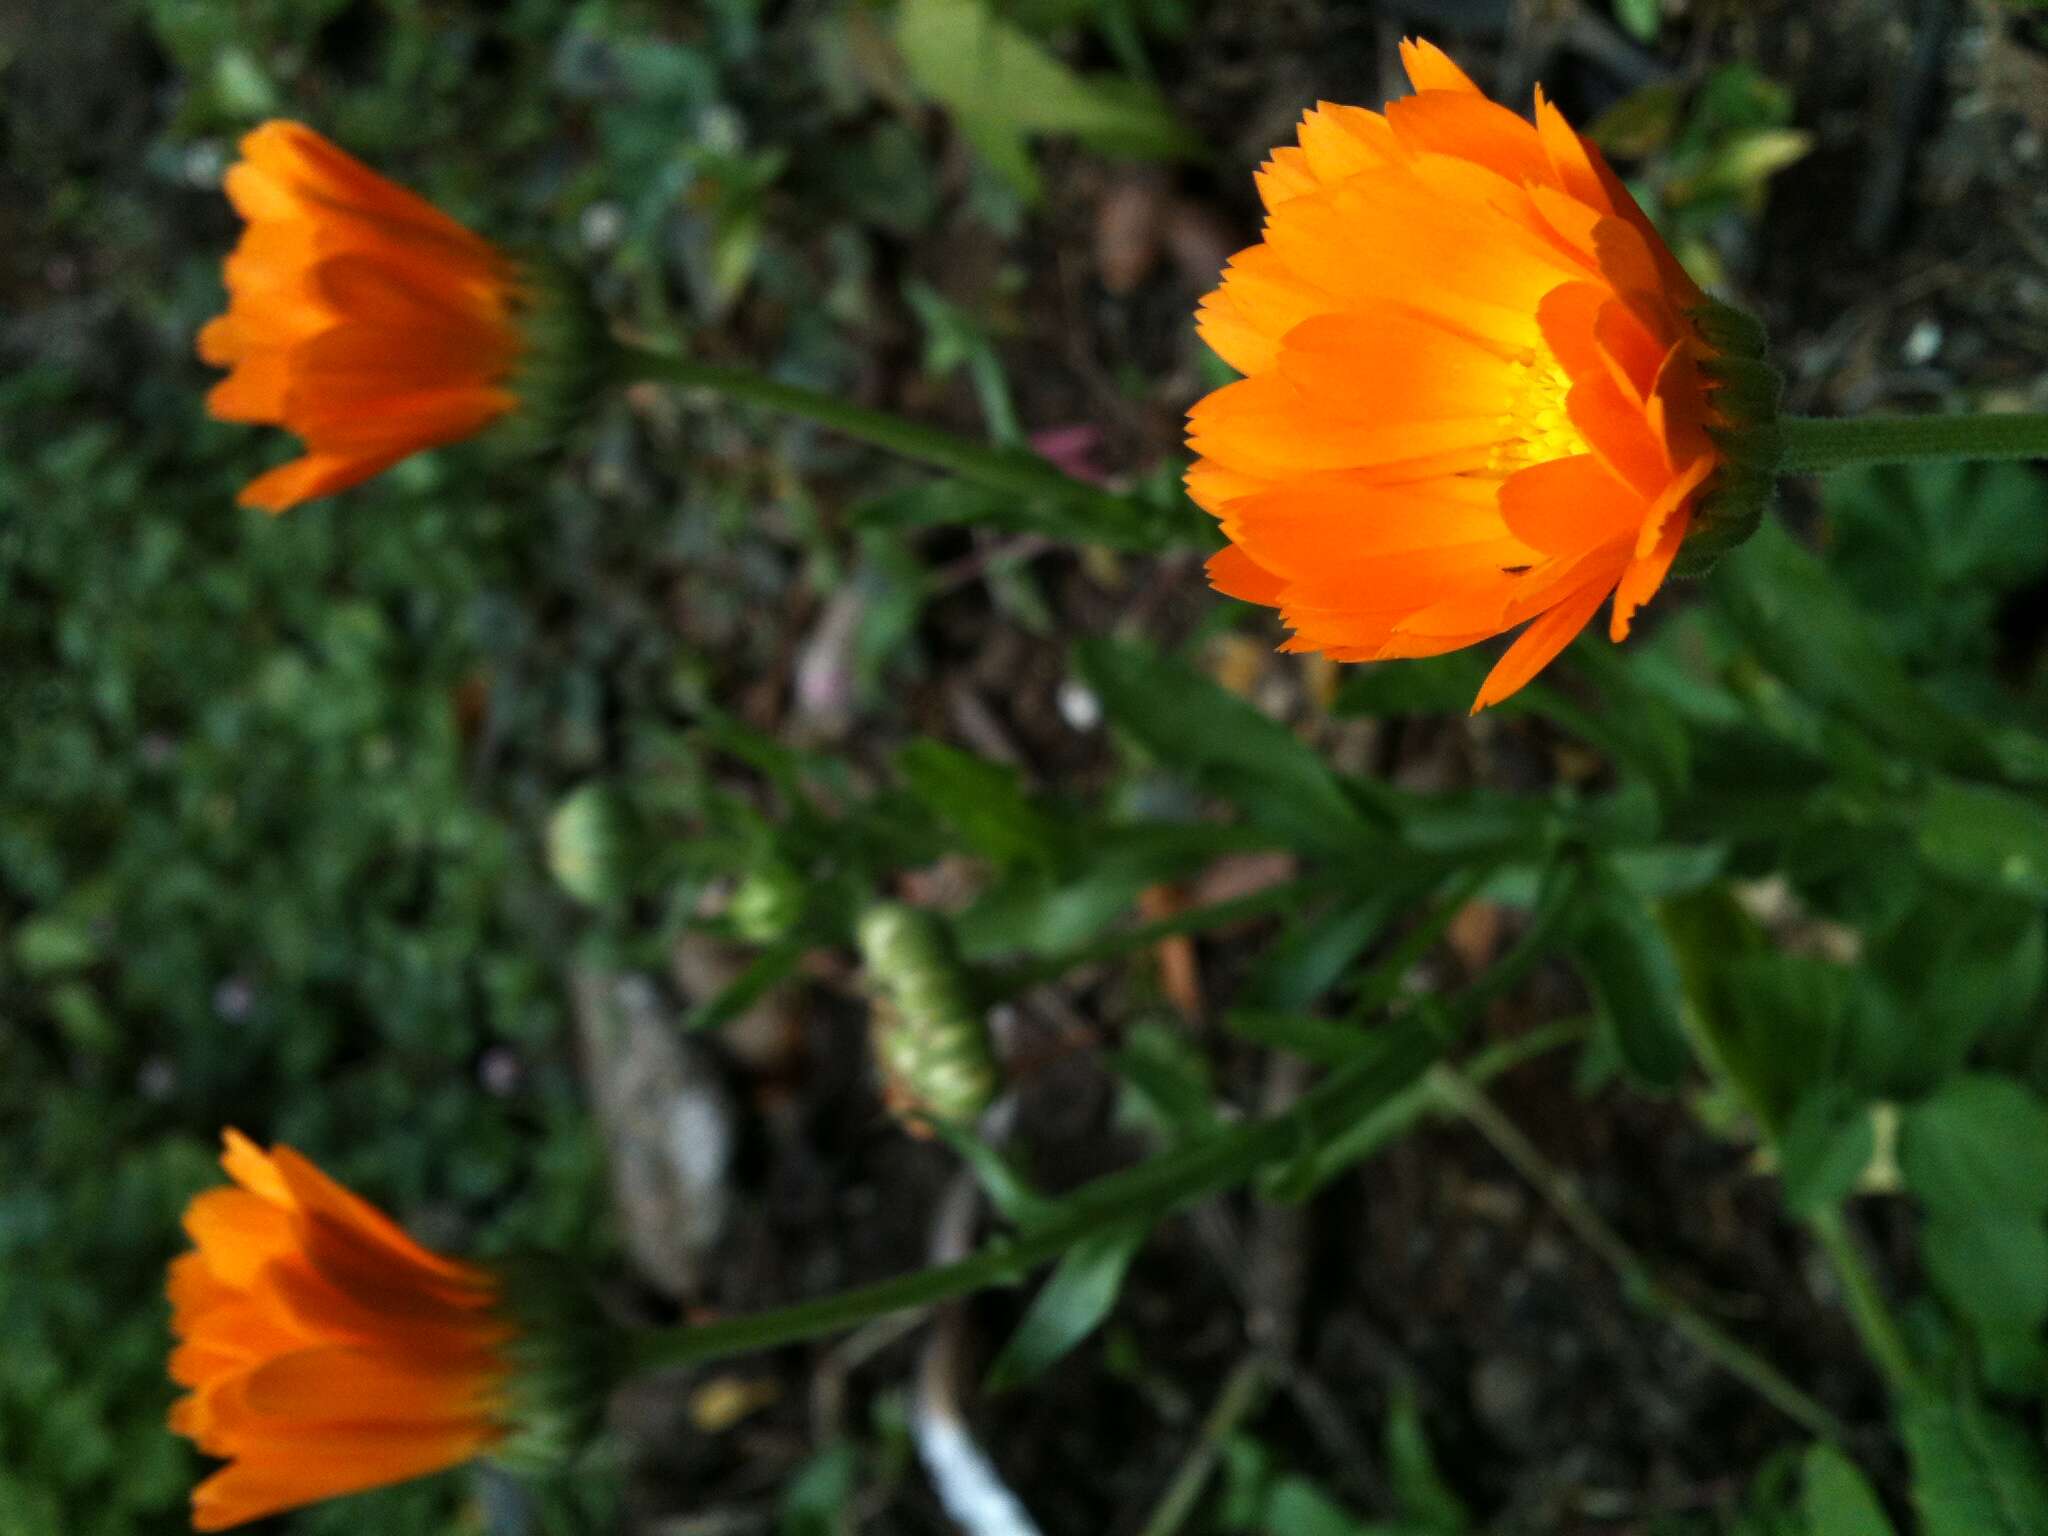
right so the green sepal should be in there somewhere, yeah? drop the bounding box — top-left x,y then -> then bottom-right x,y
1672,297 -> 1783,579
1672,462 -> 1777,581
488,1256 -> 629,1477
497,256 -> 613,454
1687,296 -> 1770,360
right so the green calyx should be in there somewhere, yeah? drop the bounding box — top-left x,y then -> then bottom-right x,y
1671,296 -> 1784,581
488,1256 -> 628,1477
500,256 -> 614,453
857,903 -> 999,1131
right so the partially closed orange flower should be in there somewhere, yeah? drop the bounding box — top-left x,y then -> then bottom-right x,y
168,1130 -> 512,1529
1189,40 -> 1740,711
200,122 -> 523,513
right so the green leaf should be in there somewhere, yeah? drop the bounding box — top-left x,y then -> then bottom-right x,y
1716,520 -> 1992,776
1113,1019 -> 1221,1143
895,0 -> 1197,201
1862,892 -> 2044,1093
778,1443 -> 859,1536
1330,651 -> 1492,717
1571,864 -> 1691,1089
1778,1084 -> 1876,1216
1261,1478 -> 1376,1536
1614,0 -> 1662,43
1669,908 -> 1858,1136
1903,1392 -> 2048,1536
1827,462 -> 2048,671
1227,1009 -> 1374,1067
12,915 -> 99,977
1238,888 -> 1412,1011
1801,1443 -> 1896,1536
1900,1075 -> 2048,1216
984,1223 -> 1146,1389
1915,778 -> 2048,902
1075,636 -> 1379,853
934,1124 -> 1062,1228
684,935 -> 810,1033
898,739 -> 1050,871
1923,1211 -> 2048,1334
1384,1379 -> 1470,1533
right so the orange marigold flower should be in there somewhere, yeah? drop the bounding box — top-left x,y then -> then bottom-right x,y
167,1130 -> 512,1529
200,122 -> 523,514
1188,39 -> 1733,711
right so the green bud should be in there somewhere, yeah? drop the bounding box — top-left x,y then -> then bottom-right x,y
546,783 -> 641,907
489,1256 -> 627,1476
729,862 -> 807,944
857,903 -> 998,1131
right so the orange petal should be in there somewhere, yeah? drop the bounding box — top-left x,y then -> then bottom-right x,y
267,1145 -> 495,1296
1633,450 -> 1717,559
1298,102 -> 1399,182
1275,306 -> 1511,424
1611,509 -> 1690,641
1534,92 -> 1614,213
188,1419 -> 495,1532
1386,91 -> 1554,189
1644,341 -> 1716,474
1498,454 -> 1644,557
1566,374 -> 1669,501
1196,243 -> 1338,376
1189,374 -> 1501,479
1223,474 -> 1509,577
1471,576 -> 1613,711
1401,37 -> 1482,94
236,451 -> 407,514
1535,282 -> 1609,382
1184,458 -> 1273,514
1207,544 -> 1287,605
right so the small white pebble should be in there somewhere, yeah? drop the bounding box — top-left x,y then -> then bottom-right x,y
1057,679 -> 1102,732
1902,319 -> 1943,365
580,202 -> 624,253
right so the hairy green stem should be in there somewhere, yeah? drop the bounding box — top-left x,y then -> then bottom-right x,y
1779,412 -> 2048,474
630,1023 -> 1441,1373
1290,1017 -> 1586,1191
1807,1208 -> 1923,1398
1431,1065 -> 1845,1442
616,344 -> 1182,548
630,871 -> 1579,1375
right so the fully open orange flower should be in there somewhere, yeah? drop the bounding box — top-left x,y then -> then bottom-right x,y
200,122 -> 523,513
1189,39 -> 1724,711
168,1130 -> 511,1530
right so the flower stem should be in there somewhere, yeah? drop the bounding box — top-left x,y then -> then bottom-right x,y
1134,1355 -> 1272,1536
1806,1207 -> 1923,1399
1779,412 -> 2048,474
629,1023 -> 1443,1374
614,343 -> 1199,550
1429,1065 -> 1845,1442
629,870 -> 1583,1377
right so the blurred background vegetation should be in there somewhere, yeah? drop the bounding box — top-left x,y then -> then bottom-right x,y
5,1 -> 2048,1534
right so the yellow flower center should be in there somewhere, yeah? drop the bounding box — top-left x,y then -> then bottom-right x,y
1487,353 -> 1585,475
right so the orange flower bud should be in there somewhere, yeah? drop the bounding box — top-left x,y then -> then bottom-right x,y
198,123 -> 528,513
1188,39 -> 1772,711
167,1131 -> 513,1529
